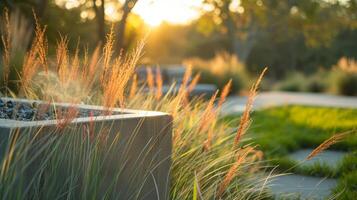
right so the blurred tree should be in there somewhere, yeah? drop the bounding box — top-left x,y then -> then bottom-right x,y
92,0 -> 105,42
203,0 -> 264,62
116,0 -> 138,53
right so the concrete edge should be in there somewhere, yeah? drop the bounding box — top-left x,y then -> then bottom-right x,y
0,97 -> 171,128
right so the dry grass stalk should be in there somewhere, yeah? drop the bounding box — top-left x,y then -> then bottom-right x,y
20,13 -> 48,97
146,67 -> 155,92
203,127 -> 215,151
179,65 -> 192,93
233,67 -> 267,148
101,40 -> 144,109
217,147 -> 254,198
56,35 -> 69,85
1,8 -> 11,88
82,45 -> 100,90
33,12 -> 48,73
69,40 -> 80,82
306,131 -> 351,160
155,67 -> 163,100
187,73 -> 201,93
217,79 -> 232,108
178,66 -> 193,106
20,42 -> 40,96
129,74 -> 138,99
199,90 -> 219,133
171,67 -> 193,118
101,25 -> 115,83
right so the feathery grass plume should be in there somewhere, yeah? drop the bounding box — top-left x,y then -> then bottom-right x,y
1,8 -> 11,89
187,73 -> 201,93
146,67 -> 155,92
155,67 -> 163,100
101,24 -> 115,83
82,45 -> 100,91
56,35 -> 69,86
175,65 -> 192,109
19,13 -> 47,98
306,131 -> 352,160
179,65 -> 192,93
69,40 -> 80,82
203,127 -> 215,151
20,39 -> 40,97
102,40 -> 144,109
217,147 -> 254,198
199,90 -> 219,133
201,90 -> 220,151
234,67 -> 267,148
129,74 -> 138,99
217,79 -> 232,109
32,11 -> 48,73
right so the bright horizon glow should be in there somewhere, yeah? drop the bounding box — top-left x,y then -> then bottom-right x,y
133,0 -> 204,27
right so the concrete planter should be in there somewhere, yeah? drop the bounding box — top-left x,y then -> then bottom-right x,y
0,98 -> 172,200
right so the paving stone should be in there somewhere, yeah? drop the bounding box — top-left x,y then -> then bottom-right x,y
288,149 -> 347,169
269,174 -> 337,199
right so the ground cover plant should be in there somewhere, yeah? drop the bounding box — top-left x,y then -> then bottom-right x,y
0,10 -> 274,200
223,105 -> 357,199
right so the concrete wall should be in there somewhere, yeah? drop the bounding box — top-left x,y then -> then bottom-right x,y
0,98 -> 173,200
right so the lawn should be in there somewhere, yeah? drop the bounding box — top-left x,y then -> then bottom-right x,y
223,105 -> 357,199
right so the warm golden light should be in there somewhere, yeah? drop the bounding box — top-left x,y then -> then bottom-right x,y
133,0 -> 203,27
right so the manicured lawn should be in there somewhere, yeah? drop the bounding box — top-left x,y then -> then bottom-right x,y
223,105 -> 357,198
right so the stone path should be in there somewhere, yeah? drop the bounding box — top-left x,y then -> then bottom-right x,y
288,149 -> 347,169
219,92 -> 356,198
269,175 -> 338,200
267,149 -> 347,199
221,91 -> 357,115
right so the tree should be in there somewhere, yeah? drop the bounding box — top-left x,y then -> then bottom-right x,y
92,0 -> 105,43
116,0 -> 138,53
203,0 -> 263,62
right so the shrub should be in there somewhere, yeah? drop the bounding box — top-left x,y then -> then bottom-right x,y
329,58 -> 357,96
305,71 -> 327,93
274,71 -> 328,93
0,12 -> 270,199
184,52 -> 250,94
273,72 -> 306,92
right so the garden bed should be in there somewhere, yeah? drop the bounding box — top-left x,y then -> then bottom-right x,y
0,97 -> 173,200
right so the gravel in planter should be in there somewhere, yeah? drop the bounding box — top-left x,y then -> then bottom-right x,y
0,99 -> 120,121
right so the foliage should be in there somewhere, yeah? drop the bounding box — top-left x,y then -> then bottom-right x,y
328,58 -> 357,96
273,72 -> 307,92
4,0 -> 357,80
273,71 -> 328,93
185,52 -> 250,94
0,19 -> 272,199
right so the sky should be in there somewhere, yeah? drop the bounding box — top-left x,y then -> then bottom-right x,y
132,0 -> 205,27
55,0 -> 241,26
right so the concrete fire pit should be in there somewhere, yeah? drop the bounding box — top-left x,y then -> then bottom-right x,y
0,98 -> 172,200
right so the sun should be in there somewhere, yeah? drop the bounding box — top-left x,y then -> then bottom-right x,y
133,0 -> 203,27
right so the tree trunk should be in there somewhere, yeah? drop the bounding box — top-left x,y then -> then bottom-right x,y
93,0 -> 105,43
36,0 -> 48,19
116,0 -> 138,54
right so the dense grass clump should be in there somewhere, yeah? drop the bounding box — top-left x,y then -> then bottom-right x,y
0,10 -> 271,200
